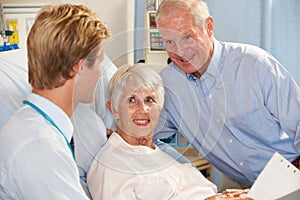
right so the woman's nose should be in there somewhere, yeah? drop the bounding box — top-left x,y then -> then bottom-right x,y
137,102 -> 149,112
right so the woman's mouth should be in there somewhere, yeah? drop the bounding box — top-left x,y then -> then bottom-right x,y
133,119 -> 150,126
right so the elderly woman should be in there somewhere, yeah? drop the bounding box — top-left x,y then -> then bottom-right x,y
86,64 -> 250,200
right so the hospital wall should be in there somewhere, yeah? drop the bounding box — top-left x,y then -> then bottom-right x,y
1,0 -> 135,67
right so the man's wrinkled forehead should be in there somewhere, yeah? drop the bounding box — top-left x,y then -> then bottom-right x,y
158,11 -> 192,26
157,12 -> 195,32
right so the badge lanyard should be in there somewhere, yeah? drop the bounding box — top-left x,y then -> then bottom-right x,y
23,100 -> 75,159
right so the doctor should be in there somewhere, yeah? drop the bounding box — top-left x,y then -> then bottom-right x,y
0,4 -> 110,199
0,49 -> 117,199
154,0 -> 300,191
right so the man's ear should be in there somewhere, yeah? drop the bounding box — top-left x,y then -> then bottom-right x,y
107,100 -> 119,119
206,16 -> 214,36
71,58 -> 85,76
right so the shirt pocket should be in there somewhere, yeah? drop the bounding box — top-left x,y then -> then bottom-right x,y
228,108 -> 280,144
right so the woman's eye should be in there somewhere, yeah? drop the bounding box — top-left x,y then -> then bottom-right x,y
145,96 -> 155,103
128,96 -> 136,103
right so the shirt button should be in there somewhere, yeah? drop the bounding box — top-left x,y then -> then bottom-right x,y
240,161 -> 244,166
216,118 -> 220,122
228,139 -> 233,143
208,94 -> 212,99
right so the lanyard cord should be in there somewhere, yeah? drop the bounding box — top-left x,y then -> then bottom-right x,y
23,100 -> 75,159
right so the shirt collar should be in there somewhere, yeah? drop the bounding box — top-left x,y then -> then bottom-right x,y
204,39 -> 223,78
25,93 -> 74,142
110,132 -> 157,154
186,39 -> 223,80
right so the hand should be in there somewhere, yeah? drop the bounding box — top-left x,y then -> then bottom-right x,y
205,189 -> 253,200
106,129 -> 113,138
217,189 -> 252,199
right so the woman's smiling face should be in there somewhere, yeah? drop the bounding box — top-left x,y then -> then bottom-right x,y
115,86 -> 161,138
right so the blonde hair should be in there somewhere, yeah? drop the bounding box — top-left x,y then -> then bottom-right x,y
27,4 -> 110,89
156,0 -> 210,29
108,64 -> 165,113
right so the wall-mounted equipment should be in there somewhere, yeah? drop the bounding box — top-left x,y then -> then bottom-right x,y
0,3 -> 19,52
144,11 -> 169,66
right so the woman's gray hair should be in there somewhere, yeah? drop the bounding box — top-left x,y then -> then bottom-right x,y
108,63 -> 165,113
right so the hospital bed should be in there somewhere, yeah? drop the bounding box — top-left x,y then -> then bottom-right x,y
0,49 -> 31,127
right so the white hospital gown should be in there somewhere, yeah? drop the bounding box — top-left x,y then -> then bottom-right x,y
87,133 -> 217,200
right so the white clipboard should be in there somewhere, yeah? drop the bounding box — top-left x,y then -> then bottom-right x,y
247,152 -> 300,199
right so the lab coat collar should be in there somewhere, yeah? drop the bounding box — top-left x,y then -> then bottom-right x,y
25,93 -> 74,142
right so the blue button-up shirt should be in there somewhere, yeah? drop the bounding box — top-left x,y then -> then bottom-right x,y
154,40 -> 300,186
